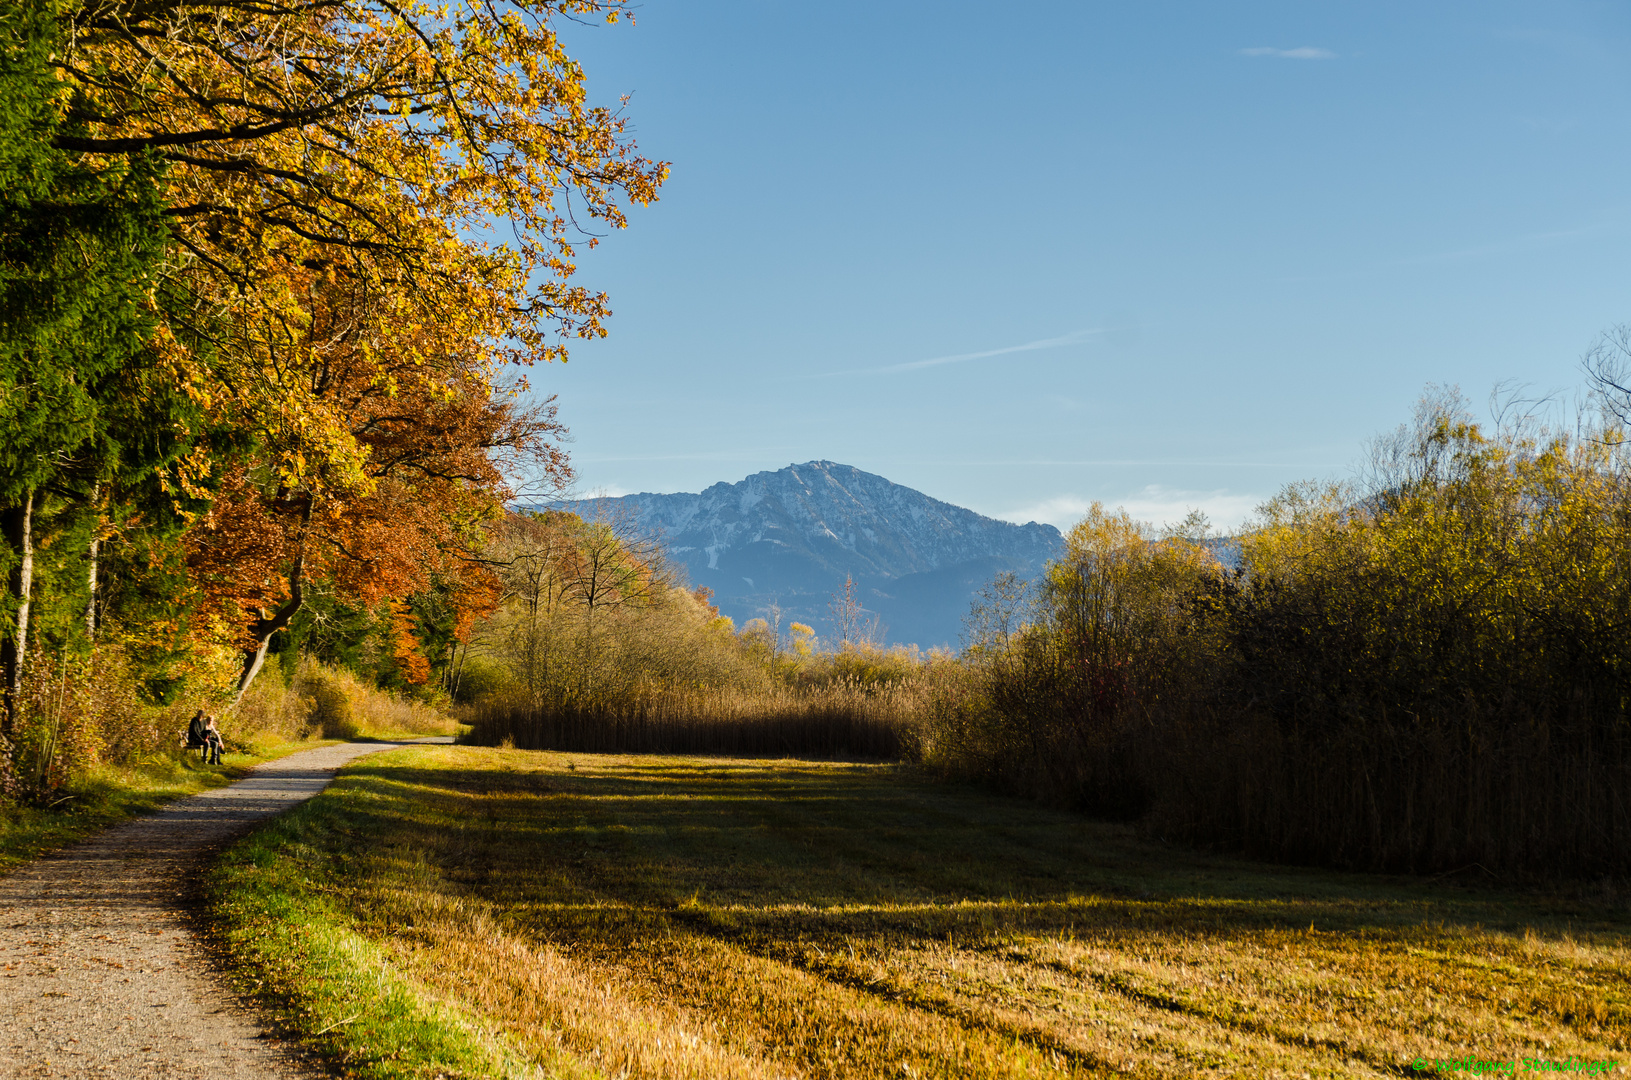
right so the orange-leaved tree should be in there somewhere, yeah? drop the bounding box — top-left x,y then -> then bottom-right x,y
47,0 -> 663,698
183,315 -> 571,700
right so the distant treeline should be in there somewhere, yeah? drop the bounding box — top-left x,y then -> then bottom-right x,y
925,380 -> 1631,878
454,375 -> 1631,878
454,508 -> 931,758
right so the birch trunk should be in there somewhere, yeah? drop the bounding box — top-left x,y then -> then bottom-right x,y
2,492 -> 35,733
86,483 -> 100,640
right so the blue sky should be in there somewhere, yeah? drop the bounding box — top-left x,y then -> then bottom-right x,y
535,0 -> 1631,530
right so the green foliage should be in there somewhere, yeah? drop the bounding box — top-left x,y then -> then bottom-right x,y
449,654 -> 513,704
0,0 -> 217,733
287,593 -> 387,678
0,1 -> 171,503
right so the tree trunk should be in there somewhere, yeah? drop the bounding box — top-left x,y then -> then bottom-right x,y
2,492 -> 35,735
85,483 -> 100,641
233,565 -> 304,706
231,501 -> 311,708
236,634 -> 277,702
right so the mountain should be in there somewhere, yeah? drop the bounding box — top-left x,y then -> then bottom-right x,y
558,461 -> 1063,649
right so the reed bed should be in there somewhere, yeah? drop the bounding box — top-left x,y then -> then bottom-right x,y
925,396 -> 1631,879
1151,706 -> 1631,878
460,679 -> 923,759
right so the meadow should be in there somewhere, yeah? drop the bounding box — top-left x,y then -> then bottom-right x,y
208,744 -> 1630,1079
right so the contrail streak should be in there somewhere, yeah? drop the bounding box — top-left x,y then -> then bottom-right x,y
804,329 -> 1105,379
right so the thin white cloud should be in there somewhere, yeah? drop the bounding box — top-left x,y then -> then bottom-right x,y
805,329 -> 1104,380
574,450 -> 798,463
929,458 -> 1327,468
996,486 -> 1266,533
1240,46 -> 1336,59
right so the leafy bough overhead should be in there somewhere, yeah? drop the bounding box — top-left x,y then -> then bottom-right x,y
0,0 -> 665,714
57,0 -> 665,311
53,0 -> 666,486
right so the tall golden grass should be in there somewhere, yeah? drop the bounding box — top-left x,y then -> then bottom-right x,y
921,394 -> 1631,878
461,677 -> 922,759
0,646 -> 454,804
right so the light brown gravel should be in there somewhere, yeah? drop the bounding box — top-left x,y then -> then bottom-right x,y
0,737 -> 451,1080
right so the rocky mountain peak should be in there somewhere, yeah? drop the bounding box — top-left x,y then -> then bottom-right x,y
561,462 -> 1062,648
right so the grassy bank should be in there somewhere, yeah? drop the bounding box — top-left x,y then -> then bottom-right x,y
207,745 -> 1629,1079
0,736 -> 335,874
0,655 -> 462,875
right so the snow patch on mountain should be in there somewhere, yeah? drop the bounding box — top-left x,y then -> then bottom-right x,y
557,462 -> 1064,648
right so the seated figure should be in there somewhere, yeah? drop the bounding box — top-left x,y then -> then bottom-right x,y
184,710 -> 209,758
204,715 -> 224,765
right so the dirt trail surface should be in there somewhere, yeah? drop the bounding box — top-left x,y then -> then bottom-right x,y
0,737 -> 452,1080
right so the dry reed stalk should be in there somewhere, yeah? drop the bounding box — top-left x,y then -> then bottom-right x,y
462,681 -> 925,760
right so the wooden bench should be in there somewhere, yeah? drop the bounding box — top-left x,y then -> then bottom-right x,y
182,713 -> 211,761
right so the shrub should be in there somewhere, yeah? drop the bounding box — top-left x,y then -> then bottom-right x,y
922,392 -> 1631,878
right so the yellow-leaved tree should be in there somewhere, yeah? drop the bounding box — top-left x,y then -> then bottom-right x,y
49,0 -> 668,698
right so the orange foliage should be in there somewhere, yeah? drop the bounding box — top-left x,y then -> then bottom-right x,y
184,292 -> 570,695
390,602 -> 431,686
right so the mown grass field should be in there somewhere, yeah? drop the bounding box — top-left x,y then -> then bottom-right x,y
209,745 -> 1630,1079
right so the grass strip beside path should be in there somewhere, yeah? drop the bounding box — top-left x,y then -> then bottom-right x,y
206,800 -> 533,1080
207,746 -> 1631,1079
0,737 -> 347,875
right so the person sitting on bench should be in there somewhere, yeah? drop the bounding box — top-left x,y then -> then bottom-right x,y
204,715 -> 224,765
185,710 -> 209,759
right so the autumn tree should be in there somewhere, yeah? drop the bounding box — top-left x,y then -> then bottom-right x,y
25,0 -> 665,701
0,0 -> 668,756
1583,324 -> 1631,434
561,508 -> 668,696
827,574 -> 882,650
484,509 -> 583,705
50,0 -> 668,429
182,349 -> 570,701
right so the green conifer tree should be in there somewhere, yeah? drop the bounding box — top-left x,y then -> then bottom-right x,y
0,0 -> 175,726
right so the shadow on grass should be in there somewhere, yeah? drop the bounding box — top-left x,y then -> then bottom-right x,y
327,752 -> 1631,946
210,747 -> 1631,1080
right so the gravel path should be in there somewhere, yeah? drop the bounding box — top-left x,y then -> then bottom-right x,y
0,737 -> 451,1080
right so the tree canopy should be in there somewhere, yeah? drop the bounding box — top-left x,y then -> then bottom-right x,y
0,0 -> 665,725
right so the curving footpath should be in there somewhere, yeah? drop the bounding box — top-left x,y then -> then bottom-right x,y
0,737 -> 451,1079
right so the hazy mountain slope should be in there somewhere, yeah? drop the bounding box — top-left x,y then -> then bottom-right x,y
560,461 -> 1062,648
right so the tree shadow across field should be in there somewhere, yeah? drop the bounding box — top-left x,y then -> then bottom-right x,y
333,750 -> 1631,946
277,748 -> 1630,1078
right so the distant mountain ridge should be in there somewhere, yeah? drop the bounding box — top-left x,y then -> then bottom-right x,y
558,461 -> 1063,648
